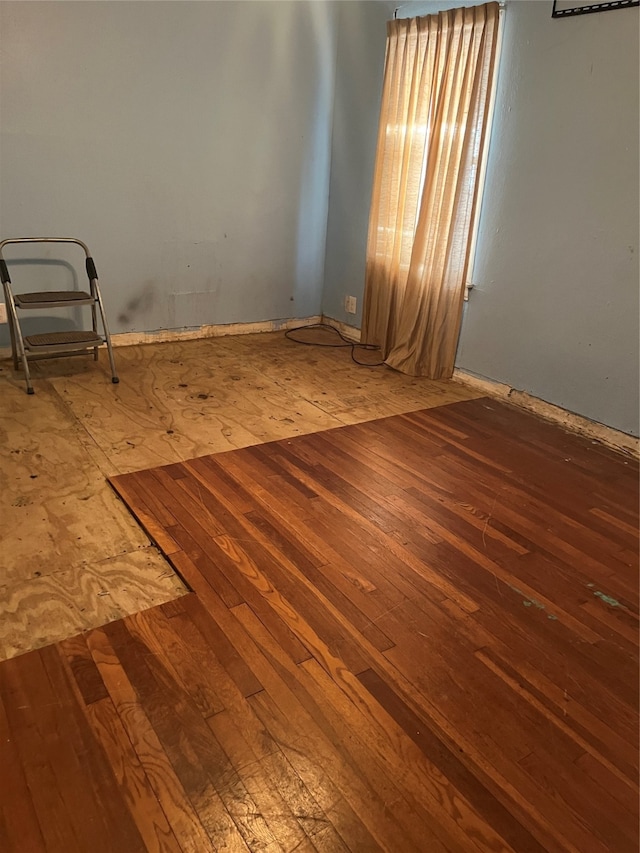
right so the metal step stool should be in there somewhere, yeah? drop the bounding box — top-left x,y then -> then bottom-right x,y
0,237 -> 119,394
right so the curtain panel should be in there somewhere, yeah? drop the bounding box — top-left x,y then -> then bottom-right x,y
362,3 -> 500,379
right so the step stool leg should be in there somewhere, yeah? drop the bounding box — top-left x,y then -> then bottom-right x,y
20,349 -> 33,394
106,339 -> 119,383
4,290 -> 34,393
5,304 -> 20,370
93,279 -> 119,384
91,302 -> 99,360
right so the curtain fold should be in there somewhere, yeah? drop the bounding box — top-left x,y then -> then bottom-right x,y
361,3 -> 500,379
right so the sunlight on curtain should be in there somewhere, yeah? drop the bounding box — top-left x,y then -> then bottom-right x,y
361,3 -> 500,378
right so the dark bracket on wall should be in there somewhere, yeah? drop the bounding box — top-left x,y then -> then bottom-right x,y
552,0 -> 639,17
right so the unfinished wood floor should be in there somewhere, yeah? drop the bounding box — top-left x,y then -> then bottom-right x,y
1,398 -> 637,852
0,332 -> 480,659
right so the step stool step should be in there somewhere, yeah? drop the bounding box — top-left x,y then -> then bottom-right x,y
15,290 -> 93,308
24,330 -> 102,350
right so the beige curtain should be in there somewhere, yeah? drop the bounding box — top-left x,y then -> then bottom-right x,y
361,3 -> 500,379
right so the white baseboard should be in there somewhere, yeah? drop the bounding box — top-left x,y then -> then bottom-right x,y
453,369 -> 639,458
111,316 -> 323,347
0,315 -> 330,358
320,316 -> 362,342
109,315 -> 364,348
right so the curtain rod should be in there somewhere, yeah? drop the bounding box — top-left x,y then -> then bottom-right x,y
394,1 -> 506,19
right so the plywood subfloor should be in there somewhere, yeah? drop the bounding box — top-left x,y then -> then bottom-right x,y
2,398 -> 637,852
0,332 -> 480,659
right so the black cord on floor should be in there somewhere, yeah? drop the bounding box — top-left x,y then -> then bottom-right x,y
284,323 -> 385,367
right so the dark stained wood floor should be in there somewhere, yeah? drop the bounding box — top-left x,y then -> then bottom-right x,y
1,397 -> 637,852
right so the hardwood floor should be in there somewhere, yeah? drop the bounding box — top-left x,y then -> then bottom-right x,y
0,332 -> 480,659
1,397 -> 637,852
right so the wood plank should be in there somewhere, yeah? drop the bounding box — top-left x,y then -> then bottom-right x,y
0,689 -> 47,853
357,667 -> 547,853
126,605 -> 226,718
235,616 -> 440,853
0,645 -> 146,853
168,556 -> 265,698
1,396 -> 637,852
58,633 -> 109,706
205,713 -> 315,852
85,626 -> 218,853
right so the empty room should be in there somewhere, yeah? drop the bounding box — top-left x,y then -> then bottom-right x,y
0,1 -> 638,851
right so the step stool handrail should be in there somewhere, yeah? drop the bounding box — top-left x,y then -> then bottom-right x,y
0,237 -> 91,257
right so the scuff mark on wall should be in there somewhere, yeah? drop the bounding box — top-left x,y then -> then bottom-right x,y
118,282 -> 156,325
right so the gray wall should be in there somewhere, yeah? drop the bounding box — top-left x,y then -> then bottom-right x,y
0,1 -> 338,335
321,0 -> 391,326
457,0 -> 639,437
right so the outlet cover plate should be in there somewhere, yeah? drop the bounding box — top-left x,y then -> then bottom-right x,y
0,303 -> 7,324
345,295 -> 357,314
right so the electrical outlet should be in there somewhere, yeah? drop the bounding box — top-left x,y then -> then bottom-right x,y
345,295 -> 357,314
0,303 -> 7,324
